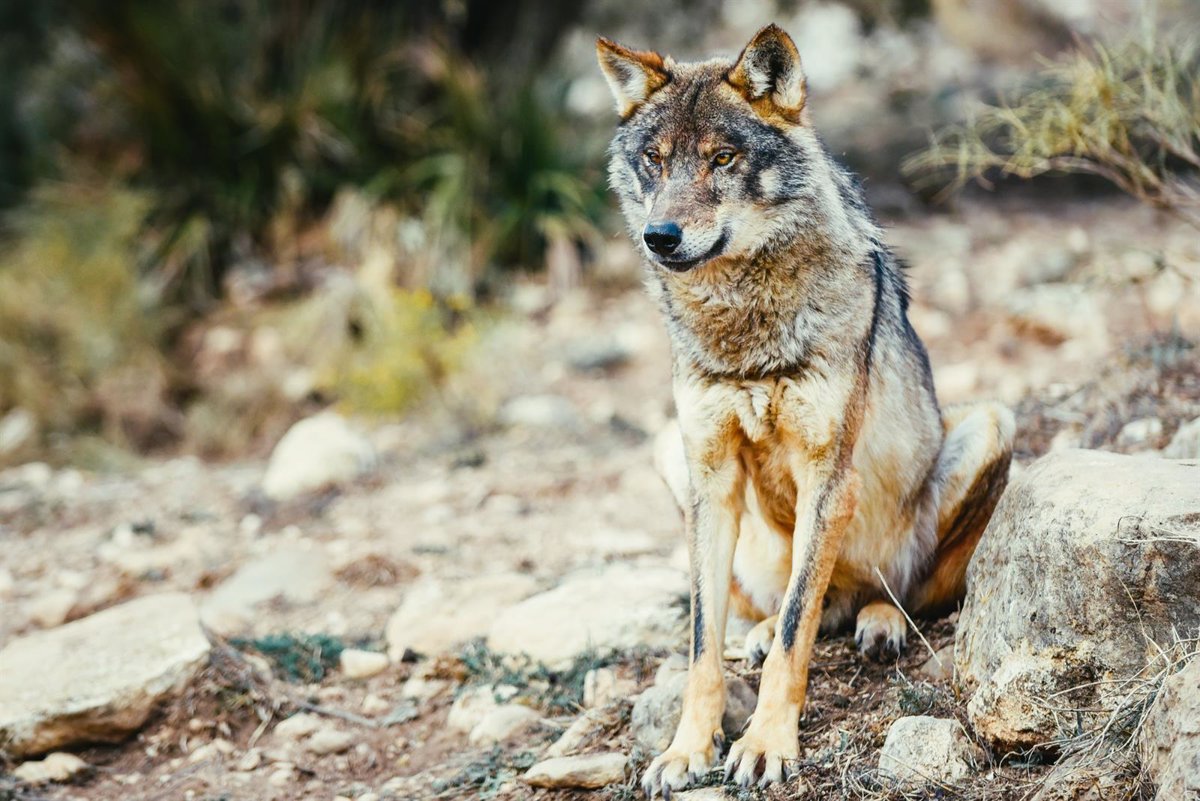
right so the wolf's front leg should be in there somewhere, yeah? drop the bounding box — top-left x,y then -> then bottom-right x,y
641,427 -> 744,798
725,465 -> 861,788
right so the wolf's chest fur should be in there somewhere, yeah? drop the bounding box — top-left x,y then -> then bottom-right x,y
652,243 -> 871,379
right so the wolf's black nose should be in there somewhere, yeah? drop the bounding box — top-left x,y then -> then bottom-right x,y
643,222 -> 682,256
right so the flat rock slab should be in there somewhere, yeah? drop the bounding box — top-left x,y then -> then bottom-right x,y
523,752 -> 628,789
386,573 -> 539,660
0,592 -> 210,757
200,546 -> 333,635
487,564 -> 686,668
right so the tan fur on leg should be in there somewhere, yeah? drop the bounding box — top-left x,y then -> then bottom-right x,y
855,601 -> 907,660
909,402 -> 1014,615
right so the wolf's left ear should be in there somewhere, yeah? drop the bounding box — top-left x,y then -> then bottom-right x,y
727,24 -> 807,122
596,36 -> 671,118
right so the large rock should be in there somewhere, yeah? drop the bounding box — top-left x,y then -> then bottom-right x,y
486,565 -> 686,668
956,450 -> 1200,753
878,716 -> 981,786
261,412 -> 376,501
1139,658 -> 1200,801
0,593 -> 211,757
386,573 -> 538,660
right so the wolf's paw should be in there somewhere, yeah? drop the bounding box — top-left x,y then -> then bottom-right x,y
723,725 -> 800,788
641,731 -> 724,798
855,601 -> 907,661
743,616 -> 777,667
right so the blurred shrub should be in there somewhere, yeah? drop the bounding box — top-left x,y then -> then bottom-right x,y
0,0 -> 604,459
905,29 -> 1200,225
8,0 -> 602,305
0,185 -> 175,455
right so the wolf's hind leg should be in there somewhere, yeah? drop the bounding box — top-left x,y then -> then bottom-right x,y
855,601 -> 907,660
744,615 -> 777,667
908,402 -> 1015,616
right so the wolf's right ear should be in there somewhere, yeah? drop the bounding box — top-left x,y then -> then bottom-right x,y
596,37 -> 670,118
727,24 -> 807,122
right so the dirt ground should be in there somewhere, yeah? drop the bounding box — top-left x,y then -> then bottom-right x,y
2,195 -> 1199,801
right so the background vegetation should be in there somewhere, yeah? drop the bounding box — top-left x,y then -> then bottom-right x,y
1,0 -> 1197,466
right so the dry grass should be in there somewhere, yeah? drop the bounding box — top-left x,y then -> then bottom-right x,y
904,27 -> 1200,225
1024,629 -> 1199,800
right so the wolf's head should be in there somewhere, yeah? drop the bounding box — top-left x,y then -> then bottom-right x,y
598,25 -> 836,273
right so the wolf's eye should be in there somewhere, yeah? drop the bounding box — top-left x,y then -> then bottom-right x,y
712,150 -> 737,167
643,149 -> 663,168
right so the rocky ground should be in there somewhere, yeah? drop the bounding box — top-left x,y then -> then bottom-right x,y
2,195 -> 1199,801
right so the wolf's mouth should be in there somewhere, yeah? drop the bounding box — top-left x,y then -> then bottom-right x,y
655,231 -> 729,273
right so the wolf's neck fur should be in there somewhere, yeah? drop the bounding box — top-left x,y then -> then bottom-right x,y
650,156 -> 883,380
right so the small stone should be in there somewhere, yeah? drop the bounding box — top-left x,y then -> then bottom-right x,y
545,709 -> 606,758
1164,417 -> 1200,459
400,675 -> 449,703
305,727 -> 356,756
497,394 -> 580,430
1116,417 -> 1164,450
13,752 -> 89,784
27,588 -> 77,628
273,713 -> 322,741
0,408 -> 35,454
583,668 -> 619,708
917,644 -> 955,682
654,654 -> 688,685
236,750 -> 262,771
447,687 -> 499,734
339,649 -> 389,679
631,674 -> 686,752
188,739 -> 233,763
268,766 -> 294,786
631,670 -> 755,753
522,752 -> 628,789
361,694 -> 391,716
261,412 -> 376,501
1005,285 -> 1107,348
879,716 -> 981,785
675,790 -> 734,800
468,705 -> 544,745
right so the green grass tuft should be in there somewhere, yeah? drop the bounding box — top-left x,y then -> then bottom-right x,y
230,633 -> 348,683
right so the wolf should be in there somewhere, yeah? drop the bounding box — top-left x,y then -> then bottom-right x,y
596,24 -> 1014,795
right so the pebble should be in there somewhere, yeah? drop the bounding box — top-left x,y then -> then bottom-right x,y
361,694 -> 391,716
13,752 -> 89,784
468,705 -> 544,745
274,713 -> 322,741
339,648 -> 389,679
1116,417 -> 1164,450
26,588 -> 77,628
236,750 -> 262,771
306,727 -> 356,756
268,766 -> 295,786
